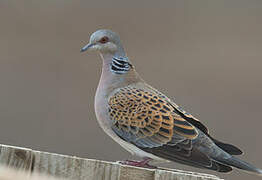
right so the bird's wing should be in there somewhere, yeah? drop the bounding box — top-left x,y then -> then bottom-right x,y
108,86 -> 198,148
108,86 -> 215,168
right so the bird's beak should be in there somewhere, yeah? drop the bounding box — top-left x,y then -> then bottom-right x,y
80,43 -> 95,52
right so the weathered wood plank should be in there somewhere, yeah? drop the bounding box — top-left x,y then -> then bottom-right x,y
155,168 -> 220,180
0,144 -> 33,171
0,144 -> 222,180
0,165 -> 67,180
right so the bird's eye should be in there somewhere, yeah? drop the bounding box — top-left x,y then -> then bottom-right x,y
99,36 -> 109,44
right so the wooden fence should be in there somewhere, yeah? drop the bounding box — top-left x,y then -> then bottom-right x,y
0,144 -> 222,180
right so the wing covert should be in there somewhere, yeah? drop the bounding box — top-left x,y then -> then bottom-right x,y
108,87 -> 198,148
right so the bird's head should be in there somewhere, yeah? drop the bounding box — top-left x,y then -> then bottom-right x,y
81,29 -> 125,55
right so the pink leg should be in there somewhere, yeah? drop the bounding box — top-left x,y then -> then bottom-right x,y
119,157 -> 157,169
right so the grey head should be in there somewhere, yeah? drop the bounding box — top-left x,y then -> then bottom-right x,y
81,29 -> 126,57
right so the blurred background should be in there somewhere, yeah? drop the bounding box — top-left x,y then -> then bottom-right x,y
0,0 -> 262,179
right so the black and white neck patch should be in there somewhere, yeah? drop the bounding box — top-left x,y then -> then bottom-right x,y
110,56 -> 131,74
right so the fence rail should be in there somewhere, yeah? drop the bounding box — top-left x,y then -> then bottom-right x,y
0,144 -> 222,180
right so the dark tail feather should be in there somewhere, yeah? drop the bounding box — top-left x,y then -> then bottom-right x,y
210,137 -> 243,155
214,155 -> 262,176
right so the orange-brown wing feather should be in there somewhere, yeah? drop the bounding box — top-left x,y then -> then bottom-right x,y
108,87 -> 198,148
146,85 -> 209,134
167,101 -> 209,134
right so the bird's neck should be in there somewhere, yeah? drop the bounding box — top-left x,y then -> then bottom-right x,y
97,52 -> 142,95
101,53 -> 131,75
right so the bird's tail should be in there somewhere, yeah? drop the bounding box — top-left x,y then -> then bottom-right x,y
214,155 -> 262,176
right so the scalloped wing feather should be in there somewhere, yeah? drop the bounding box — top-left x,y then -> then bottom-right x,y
108,87 -> 198,148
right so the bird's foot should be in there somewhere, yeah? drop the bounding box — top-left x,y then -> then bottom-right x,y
118,158 -> 157,169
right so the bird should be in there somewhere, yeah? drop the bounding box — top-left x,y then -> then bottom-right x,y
81,29 -> 262,175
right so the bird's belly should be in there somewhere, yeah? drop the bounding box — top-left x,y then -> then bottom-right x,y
102,125 -> 167,162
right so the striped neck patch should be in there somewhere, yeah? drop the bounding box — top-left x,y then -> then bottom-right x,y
110,56 -> 131,74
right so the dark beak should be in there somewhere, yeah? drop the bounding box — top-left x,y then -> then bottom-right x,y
80,43 -> 94,52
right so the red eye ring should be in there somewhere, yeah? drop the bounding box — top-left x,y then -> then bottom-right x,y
99,36 -> 109,44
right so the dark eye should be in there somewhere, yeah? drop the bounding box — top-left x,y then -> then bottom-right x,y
99,36 -> 109,44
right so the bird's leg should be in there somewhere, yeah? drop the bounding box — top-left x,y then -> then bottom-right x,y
118,157 -> 157,169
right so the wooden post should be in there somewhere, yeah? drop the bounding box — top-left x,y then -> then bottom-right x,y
0,144 -> 222,180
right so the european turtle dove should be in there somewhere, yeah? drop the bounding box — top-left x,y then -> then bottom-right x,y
81,29 -> 262,176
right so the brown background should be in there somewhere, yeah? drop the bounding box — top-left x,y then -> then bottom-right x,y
0,0 -> 262,179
